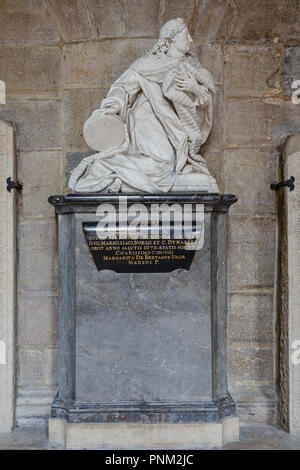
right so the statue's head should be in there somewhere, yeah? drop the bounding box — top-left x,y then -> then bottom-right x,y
148,18 -> 193,56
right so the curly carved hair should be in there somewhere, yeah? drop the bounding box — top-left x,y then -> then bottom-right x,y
146,18 -> 187,57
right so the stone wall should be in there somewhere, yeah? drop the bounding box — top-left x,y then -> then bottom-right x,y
0,0 -> 300,425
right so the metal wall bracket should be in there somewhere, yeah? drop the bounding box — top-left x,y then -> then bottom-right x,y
6,177 -> 22,192
270,176 -> 295,191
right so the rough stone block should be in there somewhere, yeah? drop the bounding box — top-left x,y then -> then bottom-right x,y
16,385 -> 57,421
228,345 -> 274,382
236,402 -> 276,426
18,221 -> 58,293
193,42 -> 223,85
283,46 -> 300,96
18,349 -> 44,386
0,0 -> 59,44
125,0 -> 160,37
229,383 -> 276,404
228,383 -> 276,425
0,100 -> 61,151
228,293 -> 274,344
18,151 -> 62,218
64,40 -> 154,89
224,149 -> 278,215
192,0 -> 230,41
44,349 -> 58,386
202,150 -> 223,192
86,0 -> 126,38
63,88 -> 107,150
45,0 -> 93,42
228,217 -> 276,290
224,46 -> 281,97
0,46 -> 61,99
224,99 -> 300,149
18,295 -> 58,348
160,0 -> 196,31
217,0 -> 300,42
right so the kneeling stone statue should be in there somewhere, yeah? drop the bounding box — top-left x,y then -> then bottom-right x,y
69,18 -> 219,194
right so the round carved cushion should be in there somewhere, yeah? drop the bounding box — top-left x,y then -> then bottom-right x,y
83,112 -> 126,153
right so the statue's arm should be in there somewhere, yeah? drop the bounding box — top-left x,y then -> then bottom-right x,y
174,71 -> 211,108
99,69 -> 141,119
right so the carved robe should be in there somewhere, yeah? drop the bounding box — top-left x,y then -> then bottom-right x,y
69,52 -> 217,193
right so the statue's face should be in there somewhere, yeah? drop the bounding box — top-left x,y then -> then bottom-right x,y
173,27 -> 193,54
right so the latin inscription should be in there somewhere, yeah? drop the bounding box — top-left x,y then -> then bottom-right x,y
83,222 -> 198,273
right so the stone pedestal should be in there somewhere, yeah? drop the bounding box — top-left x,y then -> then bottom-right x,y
48,193 -> 239,449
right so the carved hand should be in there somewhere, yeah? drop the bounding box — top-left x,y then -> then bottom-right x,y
99,97 -> 121,115
174,71 -> 199,94
195,84 -> 210,106
174,72 -> 210,106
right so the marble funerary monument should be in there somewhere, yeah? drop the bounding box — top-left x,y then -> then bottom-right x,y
48,19 -> 239,449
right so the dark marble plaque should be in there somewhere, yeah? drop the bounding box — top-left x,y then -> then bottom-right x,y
82,222 -> 197,272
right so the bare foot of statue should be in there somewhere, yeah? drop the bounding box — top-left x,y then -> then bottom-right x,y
108,178 -> 122,193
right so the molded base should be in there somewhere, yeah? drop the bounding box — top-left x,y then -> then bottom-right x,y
48,416 -> 239,449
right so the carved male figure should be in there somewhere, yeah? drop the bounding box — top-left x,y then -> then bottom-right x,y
69,18 -> 218,193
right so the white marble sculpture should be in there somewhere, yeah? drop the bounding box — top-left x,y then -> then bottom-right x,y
69,18 -> 218,193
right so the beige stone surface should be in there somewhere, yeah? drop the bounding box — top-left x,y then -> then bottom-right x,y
224,46 -> 281,97
222,417 -> 240,444
283,146 -> 300,434
193,42 -> 223,85
18,349 -> 44,387
0,0 -> 59,45
125,0 -> 160,37
48,418 -> 66,446
4,422 -> 300,450
218,0 -> 300,42
283,134 -> 300,158
160,0 -> 196,31
0,100 -> 61,151
49,418 -> 239,449
224,149 -> 278,215
45,0 -> 93,42
63,89 -> 108,150
16,386 -> 56,423
0,46 -> 61,99
0,121 -> 16,432
228,293 -> 274,344
237,403 -> 276,426
228,216 -> 276,290
18,295 -> 57,348
87,0 -> 160,39
231,383 -> 277,404
18,221 -> 57,293
202,150 -> 223,192
228,345 -> 274,382
225,100 -> 300,149
18,151 -> 62,218
63,39 -> 154,89
86,0 -> 126,38
17,388 -> 55,420
230,383 -> 277,425
44,349 -> 58,386
193,0 -> 230,41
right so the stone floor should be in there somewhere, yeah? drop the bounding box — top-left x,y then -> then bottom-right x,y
0,422 -> 300,449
